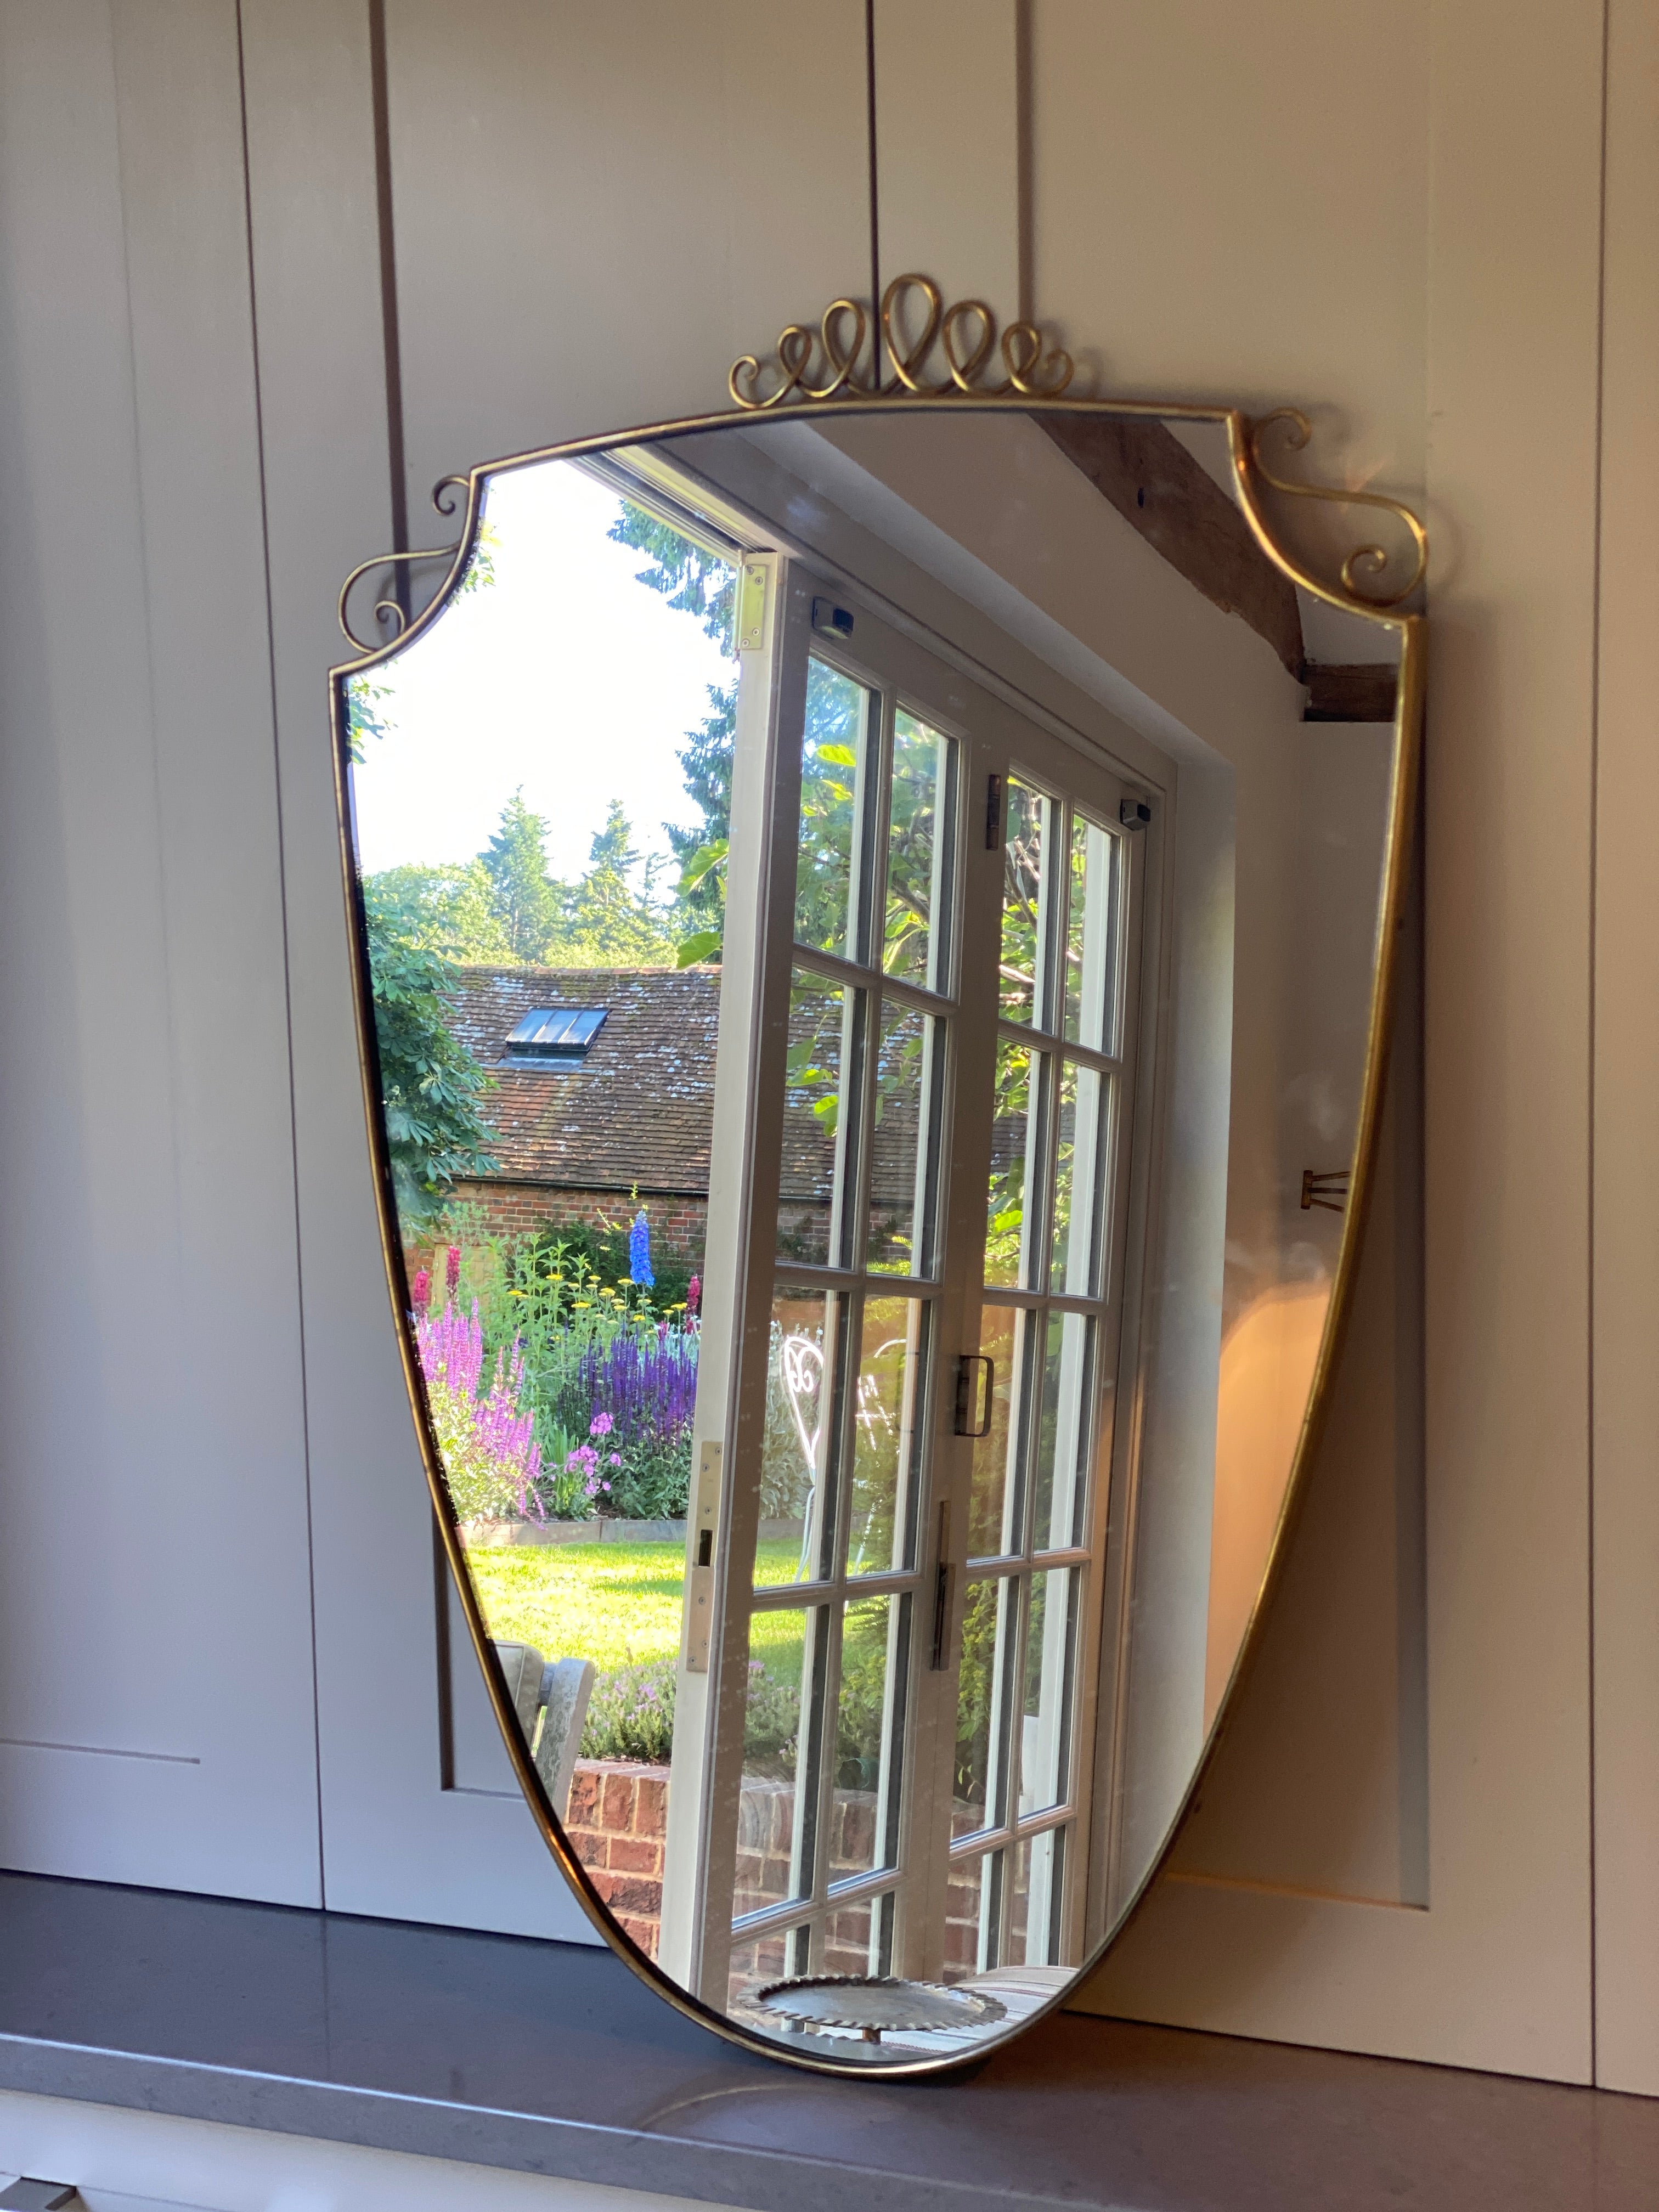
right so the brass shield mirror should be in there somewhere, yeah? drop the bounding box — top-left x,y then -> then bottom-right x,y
330,284 -> 1423,2074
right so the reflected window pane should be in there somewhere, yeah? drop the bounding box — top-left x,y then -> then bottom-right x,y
728,1921 -> 810,2018
849,1297 -> 927,1576
1052,1062 -> 1111,1299
954,1575 -> 1017,1836
796,659 -> 874,961
1007,1825 -> 1066,1967
820,1891 -> 884,1979
987,1040 -> 1049,1289
1018,1568 -> 1077,1819
1030,1311 -> 1094,1553
1000,777 -> 1052,1026
867,1002 -> 945,1278
832,1593 -> 905,1878
967,1305 -> 1018,1558
941,1847 -> 1003,1983
778,968 -> 863,1267
759,1288 -> 845,1586
885,709 -> 955,991
1063,811 -> 1123,1054
736,1606 -> 822,1921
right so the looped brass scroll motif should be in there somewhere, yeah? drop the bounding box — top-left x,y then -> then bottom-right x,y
1249,409 -> 1427,609
336,479 -> 472,652
729,274 -> 1073,409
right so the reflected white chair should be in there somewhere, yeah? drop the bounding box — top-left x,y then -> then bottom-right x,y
493,1640 -> 596,1818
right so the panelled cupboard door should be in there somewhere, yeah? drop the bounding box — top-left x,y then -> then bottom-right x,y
243,0 -> 872,1933
0,0 -> 321,1903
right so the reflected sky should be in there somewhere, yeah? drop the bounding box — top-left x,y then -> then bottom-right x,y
351,461 -> 731,881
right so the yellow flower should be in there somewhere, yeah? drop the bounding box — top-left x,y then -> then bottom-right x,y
574,1300 -> 592,1310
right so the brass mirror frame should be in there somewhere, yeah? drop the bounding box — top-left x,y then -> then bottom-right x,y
328,280 -> 1425,2078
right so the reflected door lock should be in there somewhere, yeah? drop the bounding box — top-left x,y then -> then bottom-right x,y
1120,798 -> 1152,830
683,1439 -> 722,1673
953,1353 -> 995,1437
811,597 -> 854,640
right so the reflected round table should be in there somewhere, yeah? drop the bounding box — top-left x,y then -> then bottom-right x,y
754,1975 -> 1008,2045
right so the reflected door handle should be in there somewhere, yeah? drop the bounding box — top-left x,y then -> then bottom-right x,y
954,1353 -> 994,1437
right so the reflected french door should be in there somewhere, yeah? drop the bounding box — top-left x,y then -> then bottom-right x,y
671,564 -> 1146,2007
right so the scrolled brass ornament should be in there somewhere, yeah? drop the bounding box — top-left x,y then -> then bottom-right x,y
1246,407 -> 1428,609
729,273 -> 1074,409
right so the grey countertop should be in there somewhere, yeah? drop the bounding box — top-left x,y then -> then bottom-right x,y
1,1871 -> 1655,2211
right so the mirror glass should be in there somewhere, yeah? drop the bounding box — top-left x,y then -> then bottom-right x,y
337,402 -> 1409,2066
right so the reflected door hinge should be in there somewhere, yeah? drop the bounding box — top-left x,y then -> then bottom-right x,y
734,560 -> 770,652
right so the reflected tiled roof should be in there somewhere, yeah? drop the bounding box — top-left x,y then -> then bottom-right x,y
448,966 -> 720,1197
448,963 -> 921,1211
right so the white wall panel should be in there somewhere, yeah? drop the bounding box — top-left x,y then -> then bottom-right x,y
0,0 -> 320,1903
385,0 -> 871,502
237,0 -> 596,1939
873,0 -> 1022,318
1071,0 -> 1601,2083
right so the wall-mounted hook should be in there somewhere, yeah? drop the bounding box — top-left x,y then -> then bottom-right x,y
1300,1168 -> 1351,1214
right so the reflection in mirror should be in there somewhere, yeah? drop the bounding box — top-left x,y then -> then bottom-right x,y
339,400 -> 1412,2068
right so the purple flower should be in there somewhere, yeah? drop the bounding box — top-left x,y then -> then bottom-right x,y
415,1296 -> 543,1517
609,1452 -> 622,1466
574,1325 -> 698,1457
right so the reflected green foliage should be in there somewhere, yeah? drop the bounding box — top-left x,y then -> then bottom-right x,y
836,1598 -> 892,1790
481,788 -> 563,960
367,860 -> 514,963
794,658 -> 864,958
362,878 -> 498,1226
469,1539 -> 797,1673
955,1578 -> 1002,1811
609,501 -> 737,965
884,712 -> 945,986
1000,779 -> 1045,1022
374,792 -> 684,972
984,1041 -> 1031,1287
553,800 -> 680,966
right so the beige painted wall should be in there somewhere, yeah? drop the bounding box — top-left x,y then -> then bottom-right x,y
1043,0 -> 1604,2086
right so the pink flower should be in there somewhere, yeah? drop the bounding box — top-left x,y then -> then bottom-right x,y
608,1452 -> 622,1466
687,1274 -> 701,1317
590,1410 -> 614,1437
446,1244 -> 461,1295
411,1266 -> 431,1312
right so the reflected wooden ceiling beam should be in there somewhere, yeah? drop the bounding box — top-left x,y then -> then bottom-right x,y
1037,416 -> 1398,723
1302,662 -> 1398,723
1037,413 -> 1305,678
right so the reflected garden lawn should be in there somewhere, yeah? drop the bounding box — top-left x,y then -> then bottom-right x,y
468,1538 -> 803,1683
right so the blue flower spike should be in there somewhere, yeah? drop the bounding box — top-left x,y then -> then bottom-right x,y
629,1207 -> 654,1290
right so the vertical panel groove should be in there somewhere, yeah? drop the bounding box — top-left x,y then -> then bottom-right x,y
233,0 -> 327,1906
